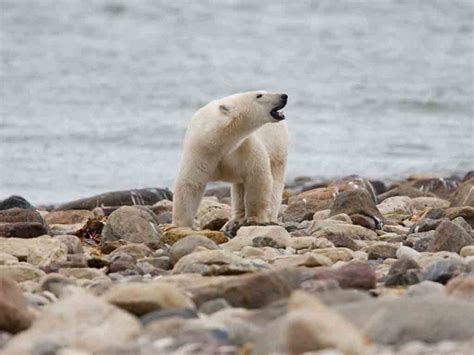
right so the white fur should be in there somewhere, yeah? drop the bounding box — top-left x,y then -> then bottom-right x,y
172,91 -> 288,228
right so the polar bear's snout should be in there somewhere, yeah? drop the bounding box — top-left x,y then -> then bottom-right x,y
270,94 -> 288,121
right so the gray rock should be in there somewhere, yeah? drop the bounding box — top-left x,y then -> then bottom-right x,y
406,280 -> 446,298
368,242 -> 398,260
169,234 -> 219,265
428,220 -> 473,253
54,235 -> 83,254
101,206 -> 161,243
385,258 -> 421,286
422,259 -> 465,284
329,189 -> 383,227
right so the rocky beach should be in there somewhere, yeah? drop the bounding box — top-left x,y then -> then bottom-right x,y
0,172 -> 473,354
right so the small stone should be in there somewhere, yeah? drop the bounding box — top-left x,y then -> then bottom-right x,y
138,256 -> 171,270
199,209 -> 231,231
0,276 -> 33,333
108,243 -> 153,260
323,233 -> 359,251
313,247 -> 354,262
396,246 -> 420,260
428,220 -> 473,253
409,197 -> 450,211
377,196 -> 412,216
101,206 -> 161,243
102,282 -> 195,316
368,242 -> 398,260
310,222 -> 377,241
140,308 -> 197,325
169,235 -> 219,265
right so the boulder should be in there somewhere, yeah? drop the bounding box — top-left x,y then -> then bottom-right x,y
427,220 -> 473,253
101,206 -> 161,243
329,189 -> 383,227
0,277 -> 33,333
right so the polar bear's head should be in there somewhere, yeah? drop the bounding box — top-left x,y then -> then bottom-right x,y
217,91 -> 288,125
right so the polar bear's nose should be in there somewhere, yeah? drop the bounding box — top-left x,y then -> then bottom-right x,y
281,94 -> 288,100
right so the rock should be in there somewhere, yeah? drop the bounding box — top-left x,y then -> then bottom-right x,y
422,259 -> 464,284
310,222 -> 377,241
312,261 -> 377,290
199,298 -> 232,314
427,220 -> 473,253
169,235 -> 219,265
285,291 -> 370,355
58,268 -> 106,280
409,197 -> 450,211
283,186 -> 337,222
460,245 -> 474,257
446,276 -> 474,300
102,282 -> 194,316
368,242 -> 398,260
450,177 -> 474,207
161,228 -> 228,245
2,288 -> 141,354
406,280 -> 446,298
336,298 -> 474,345
0,252 -> 18,265
409,218 -> 443,233
378,184 -> 435,202
0,196 -> 34,210
406,231 -> 435,252
54,235 -> 83,254
350,213 -> 378,230
185,268 -> 304,308
44,210 -> 94,225
138,256 -> 171,270
222,225 -> 291,252
140,308 -> 197,325
329,189 -> 383,226
0,263 -> 45,282
313,247 -> 354,262
272,253 -> 333,268
195,198 -> 232,230
385,258 -> 421,286
0,208 -> 44,224
0,222 -> 48,239
39,274 -> 76,297
101,206 -> 161,243
0,236 -> 67,267
172,249 -> 267,275
317,233 -> 359,251
155,211 -> 173,225
445,206 -> 474,228
204,186 -> 231,201
108,243 -> 153,260
410,177 -> 460,199
55,188 -> 172,211
0,277 -> 33,333
452,216 -> 473,233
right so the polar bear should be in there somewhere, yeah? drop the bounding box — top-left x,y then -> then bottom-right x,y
172,91 -> 288,228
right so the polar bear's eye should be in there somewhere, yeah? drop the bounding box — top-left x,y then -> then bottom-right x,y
256,94 -> 263,99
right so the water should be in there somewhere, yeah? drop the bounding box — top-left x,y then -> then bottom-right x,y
1,0 -> 473,204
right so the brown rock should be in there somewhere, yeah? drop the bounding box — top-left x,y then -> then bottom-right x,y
169,235 -> 219,265
445,206 -> 474,228
44,210 -> 93,225
161,228 -> 228,245
410,177 -> 460,199
450,178 -> 474,207
379,184 -> 435,202
312,261 -> 377,290
350,214 -> 377,230
324,233 -> 359,251
0,208 -> 44,224
446,276 -> 474,300
0,277 -> 33,333
428,220 -> 473,253
0,222 -> 48,239
329,189 -> 383,225
283,186 -> 337,222
368,242 -> 398,259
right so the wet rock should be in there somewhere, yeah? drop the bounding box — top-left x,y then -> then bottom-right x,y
329,189 -> 383,226
450,177 -> 474,207
102,282 -> 194,316
422,259 -> 464,284
336,298 -> 474,345
101,206 -> 161,243
406,280 -> 445,298
0,263 -> 45,282
55,188 -> 172,211
172,249 -> 267,275
0,222 -> 48,239
0,277 -> 33,333
283,186 -> 336,222
162,228 -> 228,245
169,235 -> 219,265
427,220 -> 473,253
285,291 -> 370,355
446,276 -> 474,300
186,268 -> 304,308
409,197 -> 450,211
0,236 -> 67,267
2,288 -> 141,354
44,210 -> 94,225
222,225 -> 291,252
54,235 -> 83,254
368,242 -> 398,260
385,258 -> 421,286
0,196 -> 34,210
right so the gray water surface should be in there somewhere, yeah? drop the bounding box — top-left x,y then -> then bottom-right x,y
1,0 -> 473,204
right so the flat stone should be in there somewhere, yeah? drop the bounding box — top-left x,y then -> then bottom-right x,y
0,276 -> 33,333
44,210 -> 93,225
161,228 -> 228,245
102,282 -> 195,316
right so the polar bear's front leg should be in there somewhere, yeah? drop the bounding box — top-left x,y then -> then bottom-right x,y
231,183 -> 246,221
244,173 -> 273,223
172,179 -> 206,228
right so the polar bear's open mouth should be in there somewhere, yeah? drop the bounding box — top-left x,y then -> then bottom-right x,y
270,101 -> 287,120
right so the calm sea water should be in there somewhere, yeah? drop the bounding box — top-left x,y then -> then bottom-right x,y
1,0 -> 473,204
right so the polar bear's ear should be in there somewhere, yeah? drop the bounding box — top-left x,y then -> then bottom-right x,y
219,104 -> 232,116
